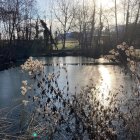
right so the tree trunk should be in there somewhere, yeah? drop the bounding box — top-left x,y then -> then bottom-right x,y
115,0 -> 119,44
130,2 -> 140,45
62,30 -> 66,49
123,0 -> 130,42
89,1 -> 96,48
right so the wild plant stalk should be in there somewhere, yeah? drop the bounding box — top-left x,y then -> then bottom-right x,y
21,58 -> 124,139
1,43 -> 139,139
108,42 -> 140,139
20,56 -> 133,139
0,42 -> 139,139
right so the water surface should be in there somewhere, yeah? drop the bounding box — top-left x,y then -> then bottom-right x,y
0,56 -> 133,138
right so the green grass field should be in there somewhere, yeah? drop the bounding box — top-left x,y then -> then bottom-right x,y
57,40 -> 79,50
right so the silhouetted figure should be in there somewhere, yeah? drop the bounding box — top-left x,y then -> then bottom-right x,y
40,20 -> 58,51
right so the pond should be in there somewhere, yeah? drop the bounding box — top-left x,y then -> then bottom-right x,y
0,56 -> 132,107
0,56 -> 134,139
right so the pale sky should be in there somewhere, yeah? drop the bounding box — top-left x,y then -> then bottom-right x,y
36,0 -> 47,11
36,0 -> 126,32
36,0 -> 121,12
36,0 -> 123,22
36,0 -> 51,17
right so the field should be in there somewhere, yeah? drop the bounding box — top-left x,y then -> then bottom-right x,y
57,40 -> 79,50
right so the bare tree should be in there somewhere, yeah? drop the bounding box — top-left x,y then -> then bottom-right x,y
89,0 -> 96,49
53,0 -> 77,49
72,0 -> 94,49
0,0 -> 37,42
123,0 -> 130,41
97,2 -> 103,48
114,0 -> 119,43
130,1 -> 140,44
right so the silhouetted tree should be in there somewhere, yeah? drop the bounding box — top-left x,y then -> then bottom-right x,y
40,20 -> 58,51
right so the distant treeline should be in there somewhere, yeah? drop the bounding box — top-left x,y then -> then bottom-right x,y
0,0 -> 140,62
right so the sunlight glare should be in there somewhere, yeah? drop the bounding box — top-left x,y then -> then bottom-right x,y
98,65 -> 112,106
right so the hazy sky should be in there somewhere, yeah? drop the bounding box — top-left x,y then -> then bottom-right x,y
36,0 -> 50,15
36,0 -> 122,20
36,0 -> 120,12
37,0 -> 46,10
36,0 -> 124,30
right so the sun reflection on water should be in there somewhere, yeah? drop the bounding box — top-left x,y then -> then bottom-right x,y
97,65 -> 112,106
